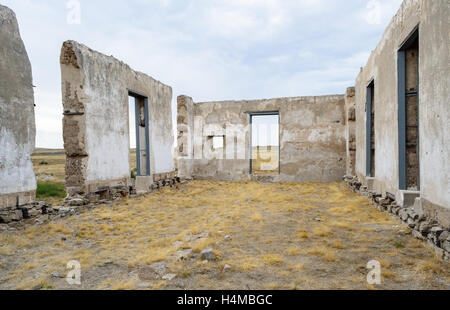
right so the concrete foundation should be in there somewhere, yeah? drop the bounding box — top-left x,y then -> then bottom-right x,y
0,5 -> 36,209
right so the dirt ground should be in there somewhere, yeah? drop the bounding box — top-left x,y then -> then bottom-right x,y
0,180 -> 449,290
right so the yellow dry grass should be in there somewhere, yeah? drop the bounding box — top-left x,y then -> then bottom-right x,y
1,180 -> 449,290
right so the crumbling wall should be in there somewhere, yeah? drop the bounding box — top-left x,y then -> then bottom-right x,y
0,5 -> 36,210
177,95 -> 346,182
354,0 -> 450,227
345,87 -> 356,176
61,41 -> 175,198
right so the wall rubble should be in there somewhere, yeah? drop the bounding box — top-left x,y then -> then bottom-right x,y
345,176 -> 449,261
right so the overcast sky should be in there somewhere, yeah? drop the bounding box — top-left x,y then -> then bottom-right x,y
2,0 -> 403,148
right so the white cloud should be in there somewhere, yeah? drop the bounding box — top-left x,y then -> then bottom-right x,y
1,0 -> 402,148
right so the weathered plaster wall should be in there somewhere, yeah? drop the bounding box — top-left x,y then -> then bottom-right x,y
178,95 -> 346,182
61,41 -> 174,196
354,0 -> 449,226
0,5 -> 36,208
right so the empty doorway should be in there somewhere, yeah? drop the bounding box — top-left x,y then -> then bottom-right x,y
250,113 -> 280,175
398,28 -> 420,191
128,91 -> 150,178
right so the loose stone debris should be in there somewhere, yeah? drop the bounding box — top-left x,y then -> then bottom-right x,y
345,175 -> 450,261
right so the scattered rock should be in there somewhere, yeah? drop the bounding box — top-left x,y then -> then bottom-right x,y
200,249 -> 216,261
224,235 -> 232,241
150,262 -> 169,276
175,249 -> 193,261
345,176 -> 450,260
54,206 -> 71,214
223,264 -> 231,272
314,218 -> 322,222
162,274 -> 177,281
443,240 -> 450,253
438,231 -> 449,243
407,218 -> 416,228
400,211 -> 409,222
184,232 -> 210,242
431,226 -> 444,235
412,230 -> 426,240
419,222 -> 432,234
172,241 -> 184,248
51,271 -> 61,278
66,198 -> 86,207
138,262 -> 169,280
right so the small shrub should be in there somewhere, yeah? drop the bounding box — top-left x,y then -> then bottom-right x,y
182,270 -> 191,278
392,240 -> 405,249
36,182 -> 66,199
39,161 -> 49,165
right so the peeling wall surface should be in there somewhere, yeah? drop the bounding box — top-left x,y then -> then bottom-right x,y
0,5 -> 36,208
178,95 -> 346,182
61,41 -> 174,196
354,0 -> 449,226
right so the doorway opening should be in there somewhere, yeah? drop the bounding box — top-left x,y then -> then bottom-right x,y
250,112 -> 280,175
128,90 -> 150,179
398,28 -> 420,191
366,80 -> 375,177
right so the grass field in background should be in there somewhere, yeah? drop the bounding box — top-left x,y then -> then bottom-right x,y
252,146 -> 279,175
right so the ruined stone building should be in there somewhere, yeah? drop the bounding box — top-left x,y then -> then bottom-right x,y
352,0 -> 449,229
0,0 -> 449,252
0,5 -> 36,214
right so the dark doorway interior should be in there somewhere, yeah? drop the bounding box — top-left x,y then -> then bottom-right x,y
398,28 -> 420,191
366,80 -> 375,177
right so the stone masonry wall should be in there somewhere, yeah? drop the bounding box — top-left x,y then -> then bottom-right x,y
0,5 -> 36,211
177,95 -> 346,182
354,0 -> 449,228
344,87 -> 356,177
61,41 -> 175,199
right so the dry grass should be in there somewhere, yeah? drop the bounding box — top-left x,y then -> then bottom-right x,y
1,180 -> 449,290
306,246 -> 337,262
262,254 -> 284,265
252,147 -> 279,175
